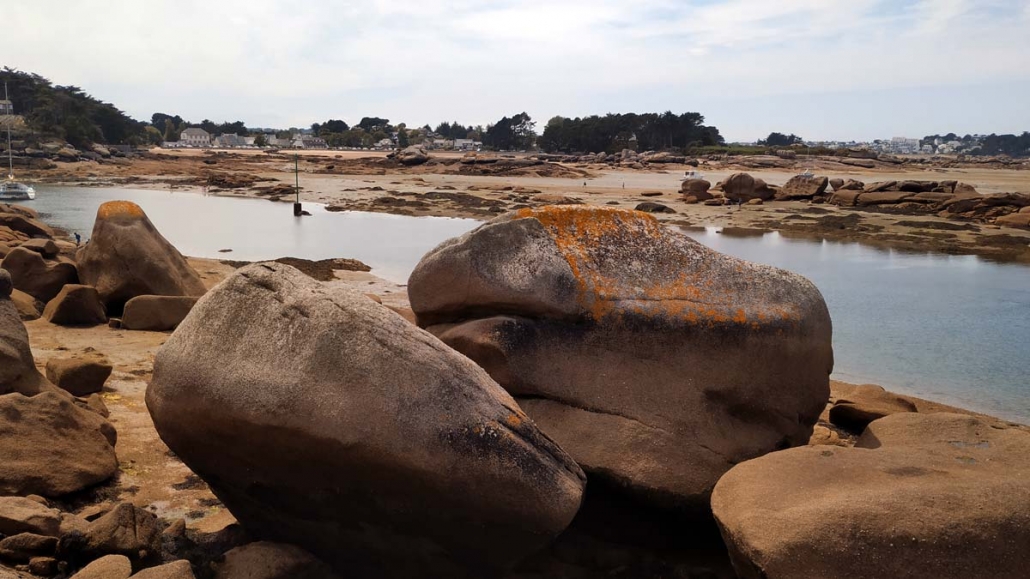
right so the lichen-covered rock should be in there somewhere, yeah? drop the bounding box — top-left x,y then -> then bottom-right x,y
1,247 -> 78,303
147,263 -> 585,578
42,284 -> 107,326
409,207 -> 833,509
712,413 -> 1030,579
76,201 -> 206,314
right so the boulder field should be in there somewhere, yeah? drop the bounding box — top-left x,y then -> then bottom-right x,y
408,206 -> 834,509
147,262 -> 586,578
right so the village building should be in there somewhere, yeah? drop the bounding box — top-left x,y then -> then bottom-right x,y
180,128 -> 212,147
291,137 -> 328,149
0,100 -> 13,115
213,133 -> 248,148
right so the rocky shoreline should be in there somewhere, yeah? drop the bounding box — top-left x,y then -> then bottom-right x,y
2,189 -> 1029,577
16,148 -> 1030,266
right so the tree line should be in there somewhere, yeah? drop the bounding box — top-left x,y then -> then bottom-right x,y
538,112 -> 723,154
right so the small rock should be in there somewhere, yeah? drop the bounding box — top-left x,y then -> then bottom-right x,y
83,503 -> 161,560
0,268 -> 11,297
121,296 -> 198,332
639,191 -> 663,197
215,542 -> 340,579
42,285 -> 108,326
0,532 -> 59,562
28,556 -> 59,576
18,239 -> 60,259
45,353 -> 113,397
69,554 -> 132,579
0,497 -> 62,537
634,202 -> 675,214
10,288 -> 42,320
829,384 -> 917,433
131,560 -> 196,579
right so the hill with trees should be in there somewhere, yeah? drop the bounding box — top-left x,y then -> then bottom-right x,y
1,67 -> 146,148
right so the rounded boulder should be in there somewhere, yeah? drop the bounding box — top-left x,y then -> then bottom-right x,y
409,206 -> 833,509
146,262 -> 585,578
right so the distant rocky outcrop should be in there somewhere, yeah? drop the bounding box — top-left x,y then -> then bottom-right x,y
774,175 -> 828,200
147,263 -> 586,578
712,412 -> 1030,579
680,179 -> 712,200
395,145 -> 430,166
408,207 -> 833,509
719,173 -> 776,202
76,201 -> 206,314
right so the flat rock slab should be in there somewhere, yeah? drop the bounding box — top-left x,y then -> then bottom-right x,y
712,412 -> 1030,579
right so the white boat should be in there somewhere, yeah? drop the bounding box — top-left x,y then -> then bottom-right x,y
0,179 -> 35,201
797,168 -> 815,178
680,170 -> 705,182
2,82 -> 35,201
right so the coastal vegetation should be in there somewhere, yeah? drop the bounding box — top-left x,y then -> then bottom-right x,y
539,112 -> 723,154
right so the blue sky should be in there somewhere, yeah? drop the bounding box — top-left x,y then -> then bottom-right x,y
6,0 -> 1030,141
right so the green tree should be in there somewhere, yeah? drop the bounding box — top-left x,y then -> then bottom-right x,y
398,127 -> 409,147
254,134 -> 267,147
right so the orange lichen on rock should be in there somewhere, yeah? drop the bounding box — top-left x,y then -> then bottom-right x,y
97,200 -> 147,220
515,205 -> 801,328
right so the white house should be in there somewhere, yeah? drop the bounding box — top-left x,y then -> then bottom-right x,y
180,128 -> 212,147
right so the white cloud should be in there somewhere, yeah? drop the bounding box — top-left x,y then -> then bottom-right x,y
4,0 -> 1029,140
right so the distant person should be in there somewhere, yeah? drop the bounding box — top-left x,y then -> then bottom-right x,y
74,232 -> 81,246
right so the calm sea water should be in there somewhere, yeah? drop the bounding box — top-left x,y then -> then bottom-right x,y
22,186 -> 1030,423
28,186 -> 480,283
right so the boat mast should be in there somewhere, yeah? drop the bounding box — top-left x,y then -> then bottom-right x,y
4,82 -> 13,179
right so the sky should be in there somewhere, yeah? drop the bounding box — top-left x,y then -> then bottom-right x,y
5,0 -> 1030,142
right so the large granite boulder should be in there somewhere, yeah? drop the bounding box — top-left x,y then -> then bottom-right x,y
76,201 -> 206,314
147,263 -> 585,578
720,173 -> 775,202
712,413 -> 1030,579
774,175 -> 828,200
1,246 -> 79,303
0,391 -> 119,497
42,284 -> 107,326
408,207 -> 833,509
680,179 -> 712,199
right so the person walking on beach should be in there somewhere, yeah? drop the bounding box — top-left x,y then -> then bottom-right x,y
74,232 -> 81,246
